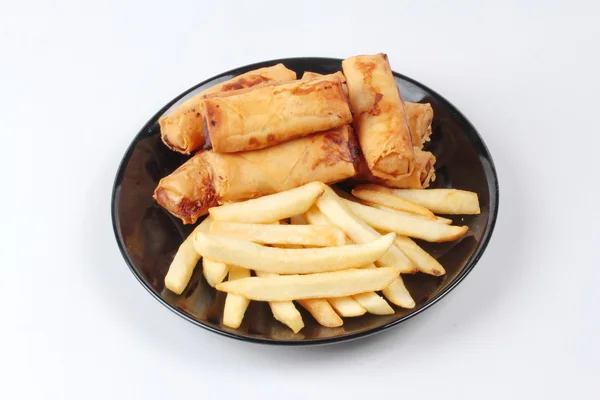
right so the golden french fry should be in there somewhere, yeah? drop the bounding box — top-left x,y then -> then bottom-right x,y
297,299 -> 343,327
269,301 -> 305,333
164,216 -> 212,294
382,277 -> 416,309
270,220 -> 304,248
222,267 -> 251,329
394,236 -> 445,276
304,206 -> 336,227
202,258 -> 229,287
363,259 -> 414,309
255,271 -> 304,333
342,199 -> 469,242
374,187 -> 481,215
368,203 -> 452,225
327,296 -> 367,317
352,185 -> 435,218
216,267 -> 400,301
352,292 -> 394,315
193,232 -> 395,274
208,181 -> 324,223
314,186 -> 415,273
302,208 -> 393,315
209,221 -> 346,247
314,188 -> 416,308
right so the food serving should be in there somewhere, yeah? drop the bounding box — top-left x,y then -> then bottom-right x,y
153,53 -> 481,332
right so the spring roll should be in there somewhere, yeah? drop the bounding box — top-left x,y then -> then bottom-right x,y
301,71 -> 346,83
301,71 -> 324,80
306,70 -> 433,148
301,71 -> 348,96
342,53 -> 415,180
201,74 -> 352,153
357,148 -> 436,189
159,64 -> 296,155
406,102 -> 434,147
154,126 -> 360,224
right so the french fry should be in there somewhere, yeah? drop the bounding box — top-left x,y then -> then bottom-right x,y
277,220 -> 364,317
313,186 -> 415,273
297,299 -> 343,327
352,292 -> 394,315
193,232 -> 395,274
372,187 -> 481,215
209,221 -> 346,247
315,187 -> 416,308
216,267 -> 400,301
164,216 -> 212,294
368,203 -> 452,225
327,297 -> 367,317
304,206 -> 337,227
393,236 -> 445,276
208,181 -> 324,223
202,258 -> 229,287
352,185 -> 435,218
222,267 -> 251,329
255,271 -> 304,333
342,199 -> 469,242
301,209 -> 392,314
382,278 -> 415,309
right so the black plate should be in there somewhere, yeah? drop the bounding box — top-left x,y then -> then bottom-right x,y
111,57 -> 499,345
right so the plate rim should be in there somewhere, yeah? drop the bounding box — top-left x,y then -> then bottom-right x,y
111,56 -> 500,346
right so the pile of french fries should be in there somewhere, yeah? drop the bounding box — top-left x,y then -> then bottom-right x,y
164,181 -> 480,332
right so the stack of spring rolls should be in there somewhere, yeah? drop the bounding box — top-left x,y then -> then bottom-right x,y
154,54 -> 437,224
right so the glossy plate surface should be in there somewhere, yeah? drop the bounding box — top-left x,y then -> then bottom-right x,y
111,57 -> 499,345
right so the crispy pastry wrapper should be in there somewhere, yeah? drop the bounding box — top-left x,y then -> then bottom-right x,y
201,74 -> 352,153
405,102 -> 434,147
356,147 -> 436,189
301,71 -> 348,96
154,126 -> 360,224
159,63 -> 296,155
342,53 -> 415,180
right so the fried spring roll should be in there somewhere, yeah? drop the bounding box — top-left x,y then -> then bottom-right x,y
154,126 -> 360,224
159,64 -> 296,155
307,69 -> 433,148
301,71 -> 324,80
406,102 -> 434,147
357,148 -> 436,189
342,53 -> 415,180
301,71 -> 348,96
201,74 -> 352,153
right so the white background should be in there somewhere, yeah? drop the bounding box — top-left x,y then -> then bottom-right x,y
2,1 -> 599,399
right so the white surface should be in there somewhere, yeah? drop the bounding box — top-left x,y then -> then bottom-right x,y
2,1 -> 599,399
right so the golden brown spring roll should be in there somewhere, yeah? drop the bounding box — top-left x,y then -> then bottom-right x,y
406,102 -> 434,147
307,70 -> 433,148
384,148 -> 436,188
159,64 -> 296,155
201,74 -> 352,153
356,148 -> 436,189
154,126 -> 360,224
301,71 -> 348,96
342,53 -> 415,180
301,71 -> 346,82
301,71 -> 323,80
